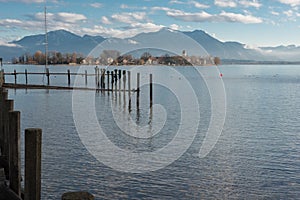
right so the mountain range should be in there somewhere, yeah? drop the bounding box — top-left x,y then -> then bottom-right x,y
1,29 -> 300,62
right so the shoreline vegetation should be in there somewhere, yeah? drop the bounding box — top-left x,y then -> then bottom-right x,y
7,50 -> 300,66
10,50 -> 221,66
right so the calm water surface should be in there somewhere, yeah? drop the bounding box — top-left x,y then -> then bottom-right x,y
4,65 -> 300,199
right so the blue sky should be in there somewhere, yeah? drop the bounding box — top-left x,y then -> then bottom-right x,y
1,0 -> 300,47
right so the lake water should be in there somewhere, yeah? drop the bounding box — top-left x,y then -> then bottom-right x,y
3,64 -> 300,199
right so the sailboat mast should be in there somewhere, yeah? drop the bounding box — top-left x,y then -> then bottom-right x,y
44,1 -> 48,69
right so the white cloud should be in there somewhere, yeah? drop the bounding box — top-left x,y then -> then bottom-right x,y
283,9 -> 294,16
90,3 -> 102,8
169,0 -> 209,8
170,24 -> 180,30
190,1 -> 210,8
215,0 -> 237,8
0,12 -> 87,36
239,0 -> 262,8
111,12 -> 147,24
271,11 -> 280,15
0,0 -> 57,3
219,11 -> 263,23
120,4 -> 129,9
55,13 -> 87,23
0,40 -> 21,47
278,0 -> 300,6
101,16 -> 111,25
169,0 -> 185,4
81,22 -> 163,38
127,39 -> 139,44
167,10 -> 213,22
0,18 -> 42,30
164,9 -> 263,24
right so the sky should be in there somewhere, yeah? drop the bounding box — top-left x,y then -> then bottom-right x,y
1,0 -> 300,47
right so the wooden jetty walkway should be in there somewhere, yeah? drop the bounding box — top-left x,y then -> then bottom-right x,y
1,67 -> 149,93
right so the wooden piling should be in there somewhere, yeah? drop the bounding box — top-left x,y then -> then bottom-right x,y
85,70 -> 88,86
111,71 -> 114,91
150,74 -> 153,109
107,71 -> 110,91
25,128 -> 42,200
0,89 -> 7,154
2,99 -> 14,179
97,68 -> 100,88
114,69 -> 118,84
127,71 -> 131,111
46,68 -> 50,85
14,69 -> 17,85
118,70 -> 121,92
67,69 -> 71,86
25,69 -> 28,85
9,111 -> 21,196
0,69 -> 4,87
123,70 -> 126,92
136,73 -> 140,109
94,66 -> 98,88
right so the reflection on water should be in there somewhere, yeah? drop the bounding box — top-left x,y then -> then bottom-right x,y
6,65 -> 300,199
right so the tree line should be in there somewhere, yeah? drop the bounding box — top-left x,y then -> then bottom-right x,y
12,51 -> 85,65
12,50 -> 221,66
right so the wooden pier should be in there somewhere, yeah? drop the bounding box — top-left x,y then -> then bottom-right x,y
1,67 -> 154,109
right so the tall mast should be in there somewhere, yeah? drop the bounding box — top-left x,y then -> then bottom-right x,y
44,1 -> 48,69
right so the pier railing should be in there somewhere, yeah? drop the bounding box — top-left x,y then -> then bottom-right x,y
2,67 -> 139,91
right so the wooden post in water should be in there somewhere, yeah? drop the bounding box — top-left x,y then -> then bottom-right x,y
9,111 -> 21,196
97,68 -> 100,88
150,74 -> 153,109
123,70 -> 126,106
94,66 -> 98,88
136,73 -> 140,109
14,69 -> 17,85
107,71 -> 110,91
25,128 -> 42,200
127,71 -> 131,112
118,70 -> 121,92
67,69 -> 71,86
123,70 -> 126,92
25,69 -> 28,85
46,68 -> 50,85
100,69 -> 103,88
111,71 -> 114,91
85,70 -> 88,86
